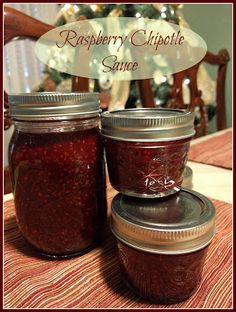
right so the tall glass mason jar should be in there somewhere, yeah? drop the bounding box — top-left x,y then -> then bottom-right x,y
8,92 -> 107,258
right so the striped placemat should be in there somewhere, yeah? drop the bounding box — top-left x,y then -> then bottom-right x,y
4,190 -> 232,308
188,129 -> 232,169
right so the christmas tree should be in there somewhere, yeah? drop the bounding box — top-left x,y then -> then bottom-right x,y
35,3 -> 216,122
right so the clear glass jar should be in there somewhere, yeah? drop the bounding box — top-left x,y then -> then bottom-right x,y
8,92 -> 107,258
102,108 -> 195,198
182,165 -> 193,189
111,190 -> 216,304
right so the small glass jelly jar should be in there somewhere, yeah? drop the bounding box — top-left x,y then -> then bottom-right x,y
101,108 -> 195,198
111,189 -> 216,304
8,92 -> 107,258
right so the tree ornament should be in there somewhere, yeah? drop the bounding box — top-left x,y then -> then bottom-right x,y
197,64 -> 216,105
56,78 -> 72,91
61,4 -> 78,22
156,81 -> 170,106
43,78 -> 57,92
110,80 -> 131,111
99,91 -> 111,110
166,74 -> 174,85
108,8 -> 123,17
135,4 -> 160,18
161,4 -> 179,23
90,4 -> 103,13
172,4 -> 183,11
153,55 -> 169,67
153,69 -> 165,85
99,74 -> 113,90
152,4 -> 165,12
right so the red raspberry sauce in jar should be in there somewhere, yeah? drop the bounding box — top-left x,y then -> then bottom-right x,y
8,92 -> 107,258
9,127 -> 106,257
117,241 -> 208,304
101,108 -> 195,198
111,191 -> 216,303
104,138 -> 190,197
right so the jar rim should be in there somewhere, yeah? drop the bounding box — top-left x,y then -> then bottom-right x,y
111,189 -> 216,255
8,92 -> 100,121
101,108 -> 195,141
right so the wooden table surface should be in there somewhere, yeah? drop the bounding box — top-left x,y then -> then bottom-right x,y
188,128 -> 232,204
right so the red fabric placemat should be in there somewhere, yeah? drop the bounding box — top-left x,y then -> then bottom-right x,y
188,129 -> 232,169
4,191 -> 232,308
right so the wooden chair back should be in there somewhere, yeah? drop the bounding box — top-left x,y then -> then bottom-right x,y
4,6 -> 89,130
139,49 -> 230,137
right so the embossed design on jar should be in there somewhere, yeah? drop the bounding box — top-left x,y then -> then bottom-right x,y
171,265 -> 194,285
142,174 -> 175,192
104,138 -> 190,197
117,241 -> 208,304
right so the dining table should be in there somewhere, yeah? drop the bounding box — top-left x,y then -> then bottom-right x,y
3,127 -> 233,309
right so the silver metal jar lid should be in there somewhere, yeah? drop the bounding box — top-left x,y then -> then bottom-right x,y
8,92 -> 100,121
111,188 -> 216,255
101,108 -> 195,141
